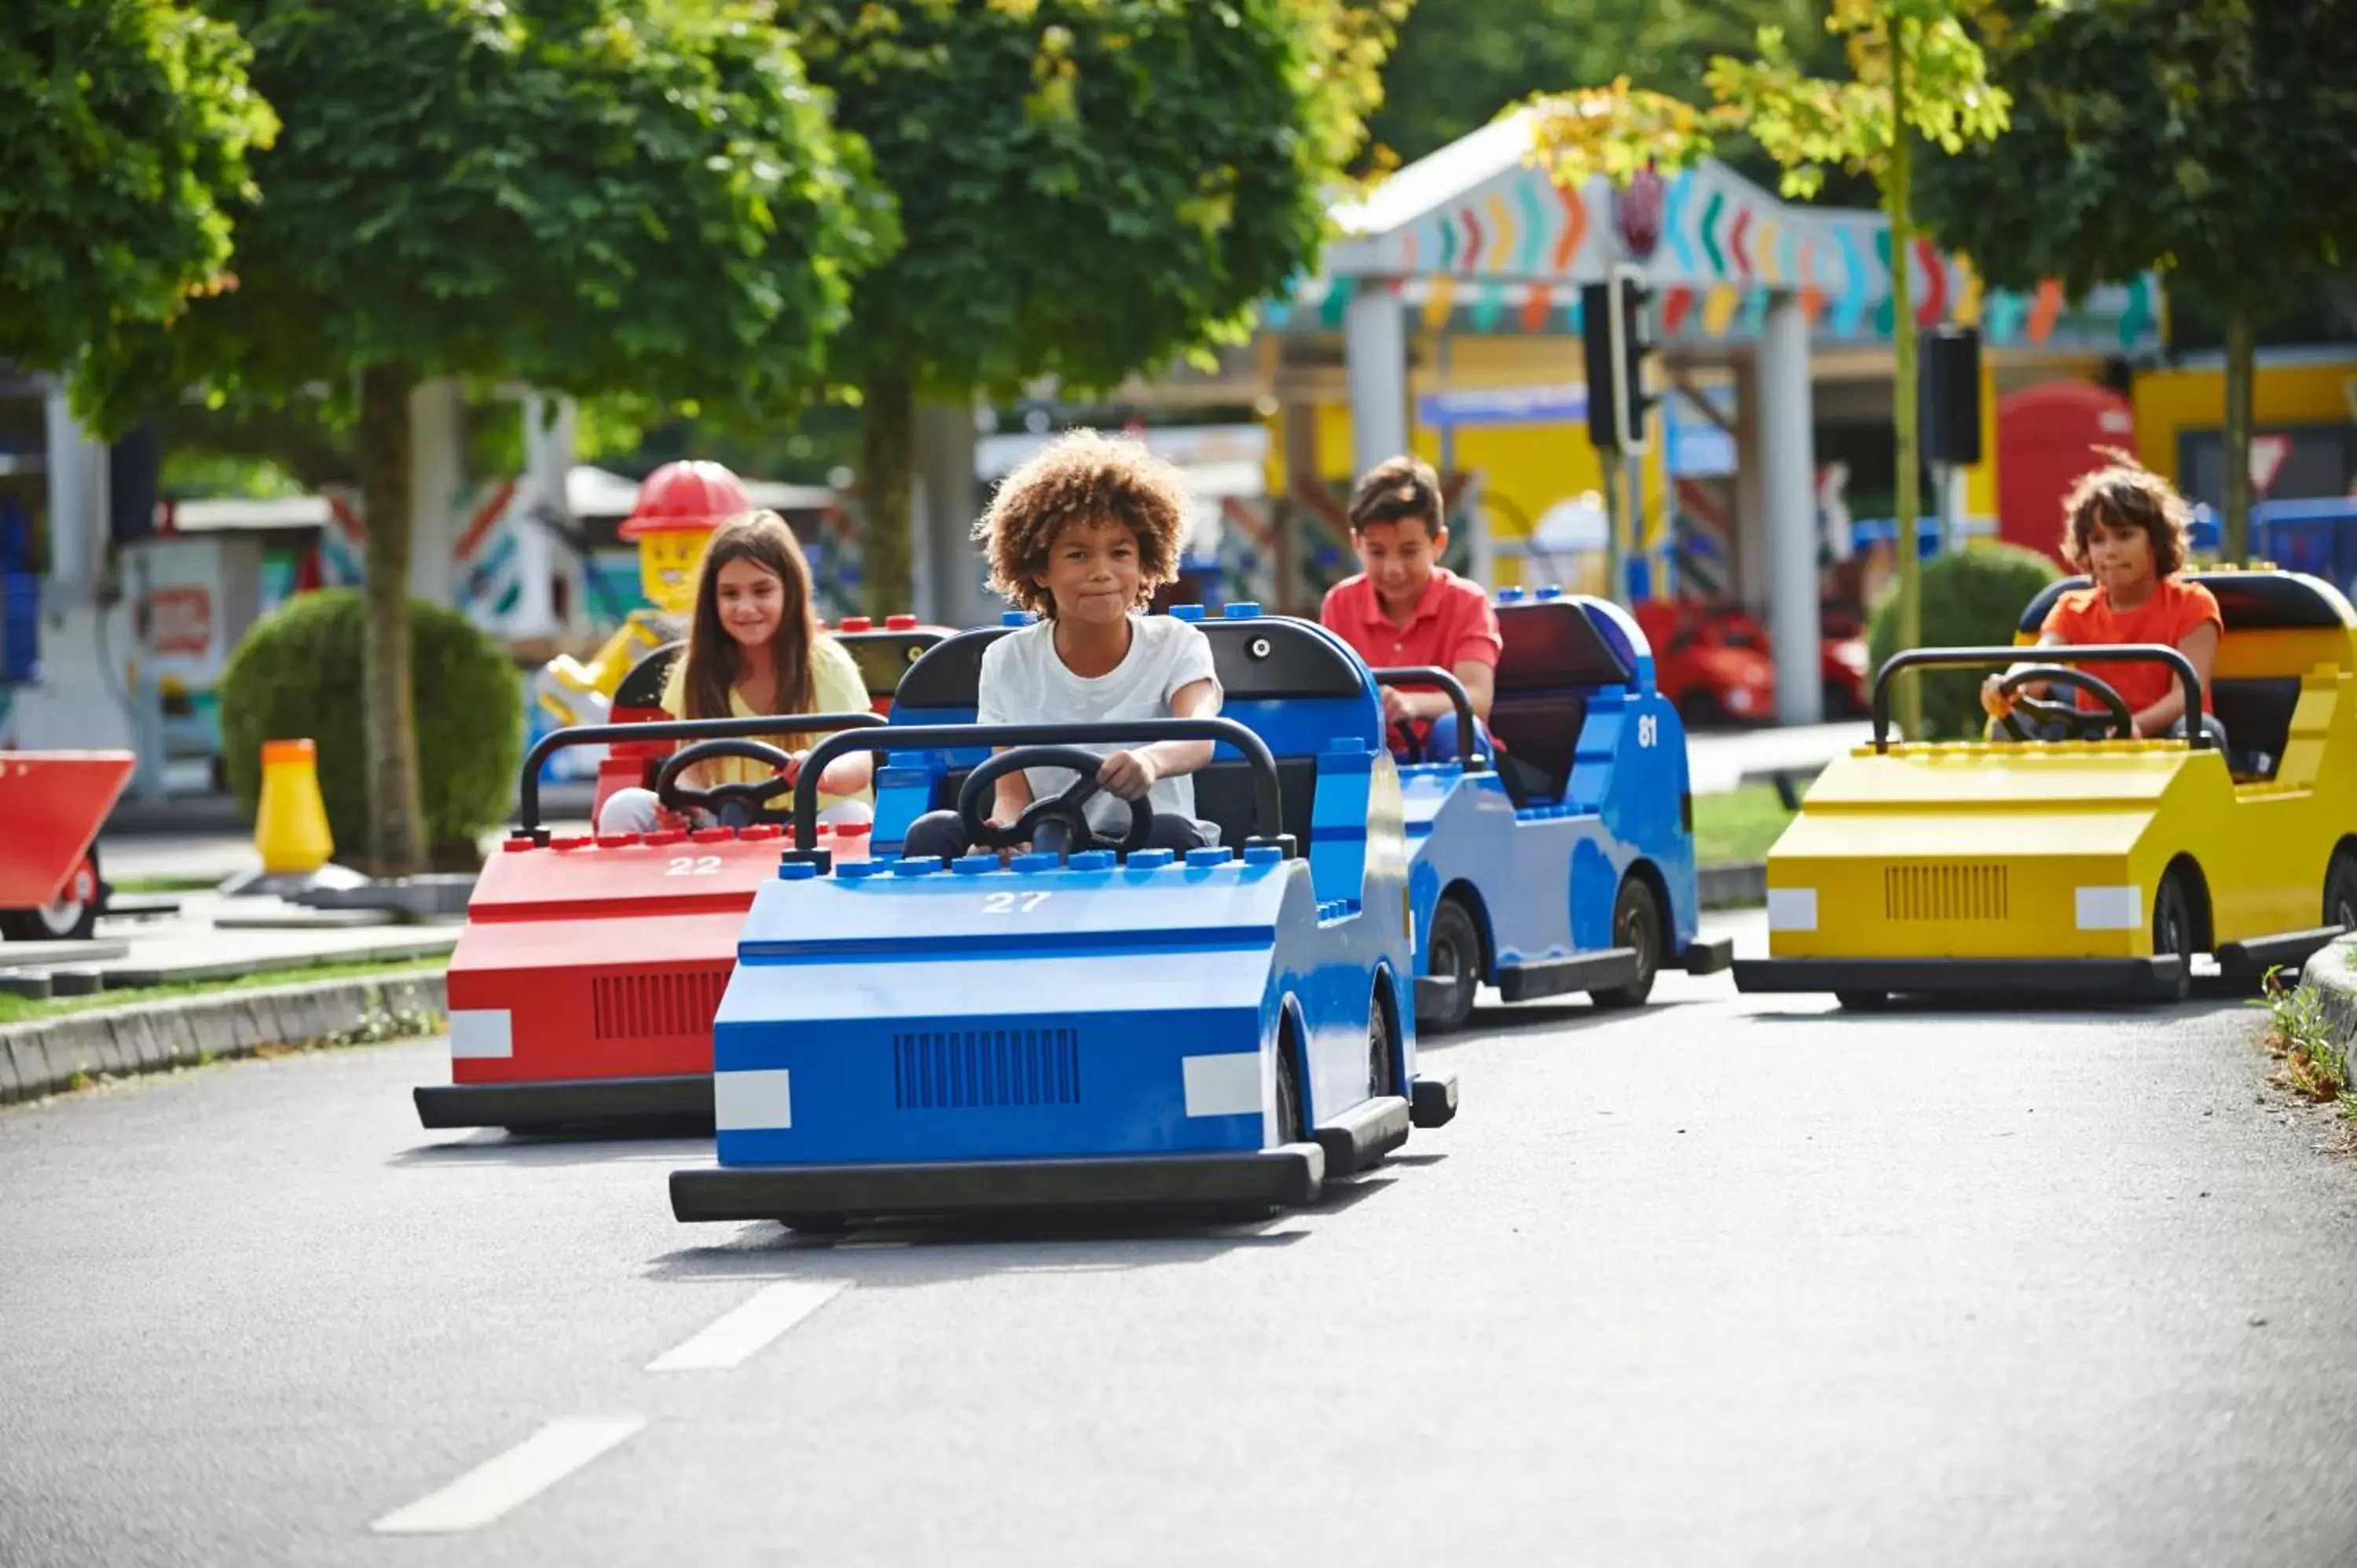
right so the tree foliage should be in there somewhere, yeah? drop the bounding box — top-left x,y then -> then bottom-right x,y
782,0 -> 1405,612
80,0 -> 893,434
1912,0 -> 2357,559
1527,0 -> 2017,737
0,0 -> 276,381
1362,0 -> 1877,199
85,0 -> 892,874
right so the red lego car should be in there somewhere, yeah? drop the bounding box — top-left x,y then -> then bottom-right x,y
1632,600 -> 1777,727
416,633 -> 914,1137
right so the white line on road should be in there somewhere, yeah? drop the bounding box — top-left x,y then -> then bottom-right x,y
647,1280 -> 850,1372
370,1416 -> 647,1535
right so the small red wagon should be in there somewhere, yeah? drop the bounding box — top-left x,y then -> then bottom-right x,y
0,751 -> 131,941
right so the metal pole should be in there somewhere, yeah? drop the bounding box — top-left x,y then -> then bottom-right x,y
1600,444 -> 1624,603
1622,447 -> 1646,603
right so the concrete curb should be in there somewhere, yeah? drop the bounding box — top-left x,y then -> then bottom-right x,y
1699,861 -> 1767,911
2299,933 -> 2357,1046
0,972 -> 446,1108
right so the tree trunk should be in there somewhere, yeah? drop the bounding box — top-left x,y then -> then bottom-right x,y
858,367 -> 915,621
1887,24 -> 1923,742
2221,300 -> 2254,564
355,364 -> 428,877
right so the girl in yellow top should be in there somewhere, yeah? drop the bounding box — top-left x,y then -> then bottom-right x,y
596,509 -> 874,834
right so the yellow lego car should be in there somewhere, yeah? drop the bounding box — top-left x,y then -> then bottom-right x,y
1734,567 -> 2357,1008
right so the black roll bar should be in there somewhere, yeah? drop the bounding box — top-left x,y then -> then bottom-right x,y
1369,667 -> 1485,771
787,718 -> 1285,852
515,712 -> 886,833
1868,644 -> 2207,754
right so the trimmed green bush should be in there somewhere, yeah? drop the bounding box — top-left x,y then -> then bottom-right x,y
220,589 -> 522,861
1867,543 -> 2063,740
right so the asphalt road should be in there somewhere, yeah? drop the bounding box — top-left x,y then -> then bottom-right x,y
6,912 -> 2357,1568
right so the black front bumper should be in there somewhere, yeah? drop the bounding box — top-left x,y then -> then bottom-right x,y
1681,936 -> 1735,975
672,1143 -> 1327,1225
1732,954 -> 2187,1003
414,1073 -> 713,1133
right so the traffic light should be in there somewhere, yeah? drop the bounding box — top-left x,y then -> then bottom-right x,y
1919,324 -> 1983,467
1582,263 -> 1656,454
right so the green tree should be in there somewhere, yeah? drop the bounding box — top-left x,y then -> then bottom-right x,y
1,0 -> 275,381
82,0 -> 893,874
1527,0 -> 2016,738
786,0 -> 1405,616
1912,0 -> 2357,563
1361,0 -> 1884,203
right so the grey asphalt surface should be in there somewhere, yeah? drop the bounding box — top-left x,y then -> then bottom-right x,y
6,910 -> 2357,1568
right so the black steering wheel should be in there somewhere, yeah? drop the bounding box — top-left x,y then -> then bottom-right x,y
1996,665 -> 2136,742
955,747 -> 1153,856
654,738 -> 803,826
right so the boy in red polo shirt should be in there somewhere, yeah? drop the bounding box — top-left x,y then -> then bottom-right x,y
1320,455 -> 1502,763
1981,452 -> 2226,745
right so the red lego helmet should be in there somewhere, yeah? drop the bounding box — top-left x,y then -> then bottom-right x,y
618,460 -> 751,539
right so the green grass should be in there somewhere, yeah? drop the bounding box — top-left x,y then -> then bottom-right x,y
110,874 -> 229,895
1692,783 -> 1797,867
0,954 -> 445,1027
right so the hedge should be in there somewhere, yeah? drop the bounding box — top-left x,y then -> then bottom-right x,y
1867,543 -> 2063,739
219,589 -> 522,861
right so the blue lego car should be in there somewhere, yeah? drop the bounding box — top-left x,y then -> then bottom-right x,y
667,606 -> 1460,1231
1372,587 -> 1734,1034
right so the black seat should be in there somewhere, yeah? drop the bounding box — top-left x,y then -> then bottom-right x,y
2212,676 -> 2300,779
614,640 -> 682,712
893,627 -> 1010,713
837,628 -> 946,703
1487,602 -> 1634,801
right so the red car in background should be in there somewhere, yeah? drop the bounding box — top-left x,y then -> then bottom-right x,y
1631,599 -> 1869,727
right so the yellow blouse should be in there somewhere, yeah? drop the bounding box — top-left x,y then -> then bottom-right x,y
658,634 -> 873,812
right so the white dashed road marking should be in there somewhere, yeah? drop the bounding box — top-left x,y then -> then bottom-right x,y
646,1280 -> 850,1372
370,1416 -> 647,1534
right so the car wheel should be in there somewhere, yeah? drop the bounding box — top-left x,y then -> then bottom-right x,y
2153,866 -> 2198,998
1367,984 -> 1397,1100
1592,877 -> 1662,1010
1835,990 -> 1890,1012
0,850 -> 101,943
1422,897 -> 1481,1034
2325,845 -> 2357,933
1275,1027 -> 1307,1145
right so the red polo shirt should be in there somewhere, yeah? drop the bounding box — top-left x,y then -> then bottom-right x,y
1321,566 -> 1503,672
1321,568 -> 1503,746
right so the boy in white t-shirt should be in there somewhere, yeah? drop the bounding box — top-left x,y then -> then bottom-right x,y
900,430 -> 1225,864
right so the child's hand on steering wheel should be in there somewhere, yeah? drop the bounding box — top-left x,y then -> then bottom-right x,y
1095,749 -> 1159,801
1979,674 -> 2014,718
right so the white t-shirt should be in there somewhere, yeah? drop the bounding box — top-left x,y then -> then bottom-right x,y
976,614 -> 1222,836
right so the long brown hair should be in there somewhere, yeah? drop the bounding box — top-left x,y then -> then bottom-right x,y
679,510 -> 819,720
2060,447 -> 2193,578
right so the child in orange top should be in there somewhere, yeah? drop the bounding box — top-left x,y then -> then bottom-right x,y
1981,453 -> 2224,744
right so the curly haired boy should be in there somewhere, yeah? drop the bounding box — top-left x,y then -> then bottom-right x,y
1982,450 -> 2225,744
900,430 -> 1226,863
